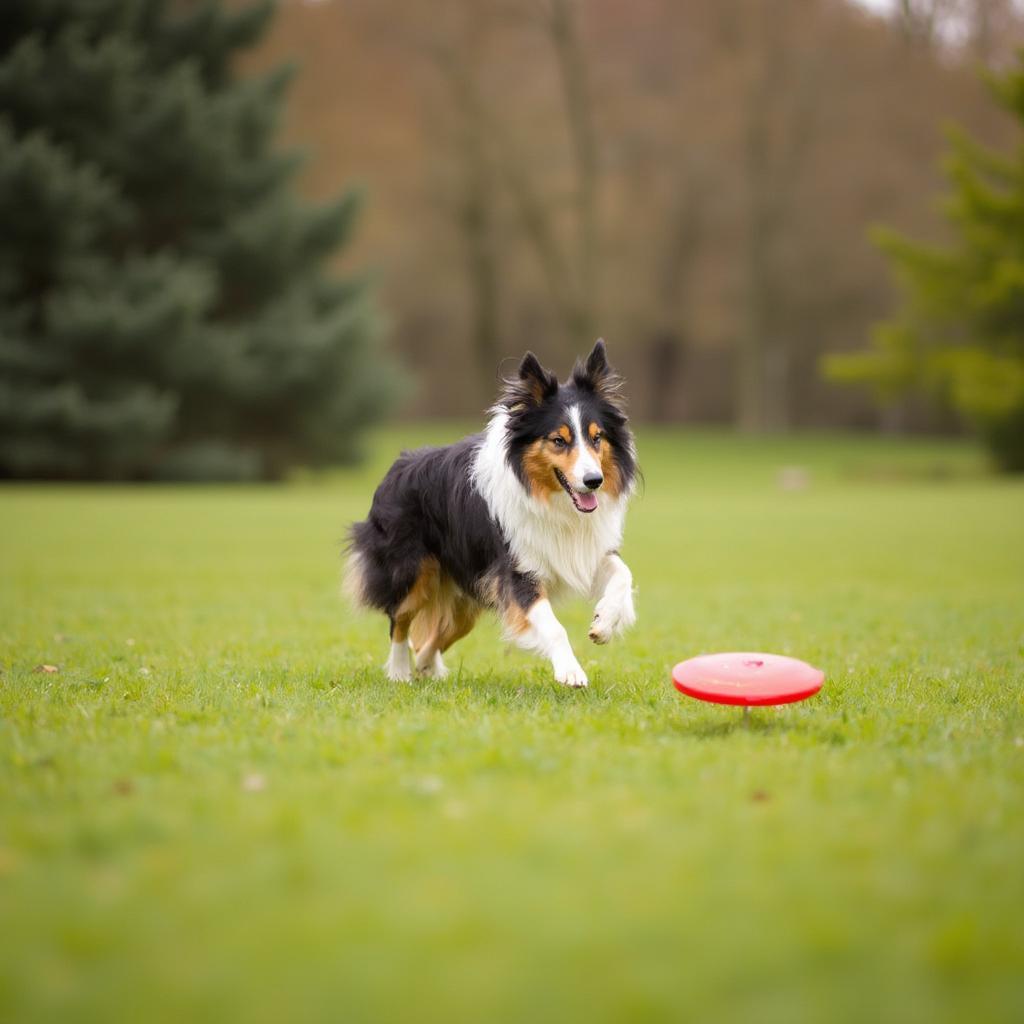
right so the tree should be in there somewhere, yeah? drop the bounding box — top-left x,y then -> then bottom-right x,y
489,0 -> 602,358
893,0 -> 1024,66
420,3 -> 503,393
733,0 -> 833,432
825,56 -> 1024,471
0,0 -> 394,480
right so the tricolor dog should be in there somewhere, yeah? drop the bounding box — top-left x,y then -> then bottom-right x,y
346,339 -> 638,688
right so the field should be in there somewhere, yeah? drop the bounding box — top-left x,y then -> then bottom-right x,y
2,426 -> 1023,1023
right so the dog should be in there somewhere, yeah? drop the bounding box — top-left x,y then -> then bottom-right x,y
346,339 -> 638,688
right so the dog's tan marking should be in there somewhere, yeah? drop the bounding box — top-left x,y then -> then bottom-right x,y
501,602 -> 531,637
479,572 -> 502,609
587,422 -> 622,497
523,439 -> 563,500
522,432 -> 579,500
479,569 -> 546,639
499,587 -> 547,639
600,439 -> 622,497
392,557 -> 441,642
409,570 -> 481,669
442,598 -> 480,651
522,375 -> 548,405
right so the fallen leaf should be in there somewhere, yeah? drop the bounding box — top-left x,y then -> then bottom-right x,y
113,778 -> 134,796
443,799 -> 469,820
412,775 -> 444,796
751,789 -> 771,803
34,664 -> 59,674
242,772 -> 266,793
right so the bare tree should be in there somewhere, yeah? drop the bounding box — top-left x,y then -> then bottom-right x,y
965,0 -> 1024,65
250,0 -> 1018,428
491,0 -> 602,355
648,155 -> 710,422
735,0 -> 829,431
895,0 -> 958,47
548,0 -> 599,348
428,13 -> 503,390
892,0 -> 1023,61
418,0 -> 603,368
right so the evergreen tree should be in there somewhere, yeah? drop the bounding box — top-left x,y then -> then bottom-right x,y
825,56 -> 1024,472
0,0 -> 395,480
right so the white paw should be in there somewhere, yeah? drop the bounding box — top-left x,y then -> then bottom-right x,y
588,590 -> 636,644
385,642 -> 413,682
419,651 -> 449,679
554,657 -> 589,689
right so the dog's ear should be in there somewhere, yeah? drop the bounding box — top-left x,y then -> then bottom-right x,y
573,338 -> 624,403
583,339 -> 609,381
573,339 -> 612,390
501,351 -> 558,410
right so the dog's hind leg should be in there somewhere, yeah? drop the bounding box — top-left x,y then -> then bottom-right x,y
386,614 -> 414,682
414,584 -> 480,678
385,558 -> 440,682
417,649 -> 448,678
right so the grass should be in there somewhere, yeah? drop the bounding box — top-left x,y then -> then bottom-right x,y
1,425 -> 1023,1023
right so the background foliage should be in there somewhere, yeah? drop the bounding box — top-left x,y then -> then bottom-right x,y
827,56 -> 1024,471
0,0 -> 394,481
245,0 -> 1023,431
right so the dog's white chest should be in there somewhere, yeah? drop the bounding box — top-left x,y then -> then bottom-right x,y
472,413 -> 627,596
507,504 -> 623,595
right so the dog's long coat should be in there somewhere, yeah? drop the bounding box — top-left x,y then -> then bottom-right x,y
347,340 -> 638,687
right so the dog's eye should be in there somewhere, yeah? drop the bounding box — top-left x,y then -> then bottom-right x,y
551,436 -> 567,449
592,432 -> 602,445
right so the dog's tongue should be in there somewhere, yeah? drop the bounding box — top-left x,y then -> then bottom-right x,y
575,491 -> 599,512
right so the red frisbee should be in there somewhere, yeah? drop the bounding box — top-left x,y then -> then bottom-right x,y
672,652 -> 824,707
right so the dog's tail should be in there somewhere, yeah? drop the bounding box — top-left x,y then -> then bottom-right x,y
341,525 -> 370,609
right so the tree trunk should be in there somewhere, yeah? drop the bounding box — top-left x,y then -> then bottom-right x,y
549,0 -> 599,352
430,16 -> 502,393
648,331 -> 683,423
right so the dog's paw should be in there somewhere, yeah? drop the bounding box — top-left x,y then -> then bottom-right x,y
588,590 -> 636,644
418,651 -> 449,679
554,656 -> 589,689
385,643 -> 414,682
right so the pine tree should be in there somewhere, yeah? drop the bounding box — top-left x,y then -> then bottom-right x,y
825,56 -> 1024,472
0,0 -> 395,480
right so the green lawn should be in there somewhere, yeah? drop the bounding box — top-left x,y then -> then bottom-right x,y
2,426 -> 1023,1023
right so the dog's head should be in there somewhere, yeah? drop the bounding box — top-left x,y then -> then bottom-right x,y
499,339 -> 637,514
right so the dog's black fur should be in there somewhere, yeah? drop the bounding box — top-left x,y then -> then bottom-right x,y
348,435 -> 513,630
348,340 -> 636,650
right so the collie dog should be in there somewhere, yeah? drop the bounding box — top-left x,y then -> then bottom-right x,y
347,339 -> 638,688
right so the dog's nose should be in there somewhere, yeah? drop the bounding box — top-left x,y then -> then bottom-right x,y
583,472 -> 603,491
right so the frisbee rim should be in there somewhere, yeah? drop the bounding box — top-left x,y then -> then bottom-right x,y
671,652 -> 824,707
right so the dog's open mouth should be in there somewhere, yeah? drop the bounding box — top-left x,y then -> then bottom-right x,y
554,468 -> 598,514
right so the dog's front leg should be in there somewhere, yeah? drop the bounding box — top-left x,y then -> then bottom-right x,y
501,573 -> 588,688
526,597 -> 588,688
588,551 -> 636,645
